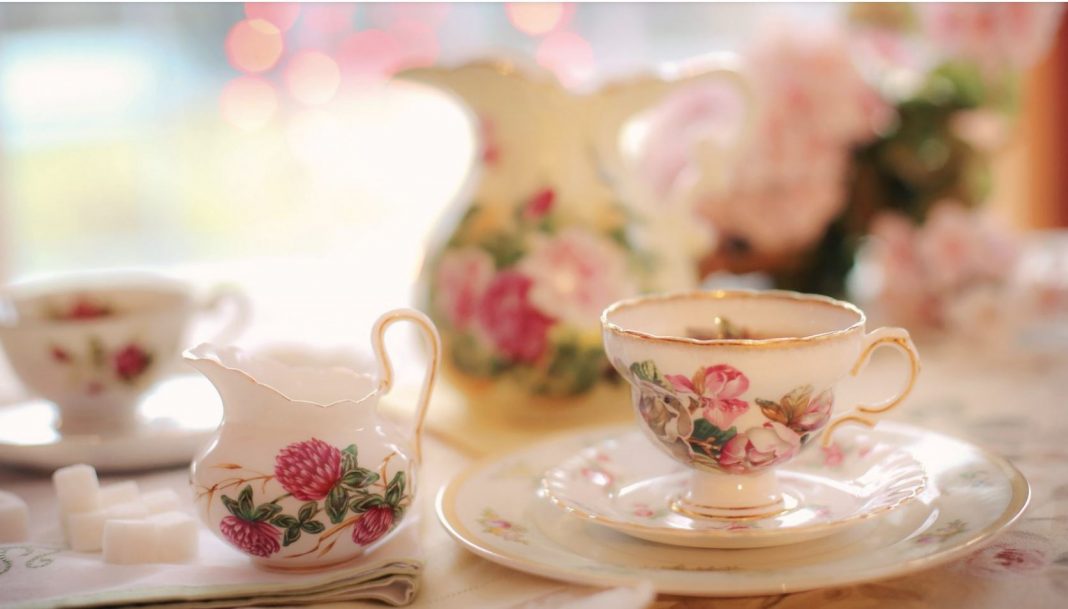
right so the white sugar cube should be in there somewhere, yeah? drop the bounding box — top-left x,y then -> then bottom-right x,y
0,491 -> 29,543
102,519 -> 156,564
66,510 -> 107,552
66,501 -> 149,552
100,481 -> 140,508
141,488 -> 181,515
148,511 -> 198,563
52,464 -> 100,514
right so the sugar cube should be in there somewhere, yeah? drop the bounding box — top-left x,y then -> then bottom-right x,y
52,464 -> 101,514
141,488 -> 181,515
148,511 -> 198,563
0,491 -> 29,543
102,519 -> 156,565
66,501 -> 150,552
99,481 -> 140,508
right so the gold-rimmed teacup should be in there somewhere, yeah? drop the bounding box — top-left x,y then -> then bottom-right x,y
601,289 -> 919,519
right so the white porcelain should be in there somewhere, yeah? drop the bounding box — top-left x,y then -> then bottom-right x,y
601,290 -> 920,518
0,273 -> 248,433
542,430 -> 925,548
186,308 -> 441,570
437,422 -> 1029,596
0,374 -> 222,472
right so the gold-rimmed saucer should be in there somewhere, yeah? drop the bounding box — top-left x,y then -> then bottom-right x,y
541,430 -> 926,548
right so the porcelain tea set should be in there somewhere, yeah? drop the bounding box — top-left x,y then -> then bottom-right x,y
0,272 -> 1027,588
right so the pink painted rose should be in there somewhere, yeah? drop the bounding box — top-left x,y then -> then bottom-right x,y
220,515 -> 281,558
353,506 -> 395,545
920,3 -> 1065,73
476,270 -> 555,363
666,364 -> 749,429
964,531 -> 1053,577
435,247 -> 495,330
523,187 -> 555,221
113,344 -> 152,381
51,346 -> 71,363
274,438 -> 343,501
718,422 -> 801,473
795,389 -> 833,432
519,227 -> 634,327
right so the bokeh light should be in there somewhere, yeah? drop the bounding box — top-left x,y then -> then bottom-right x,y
220,75 -> 278,132
284,50 -> 341,106
336,30 -> 403,83
301,3 -> 357,36
506,3 -> 572,36
390,20 -> 440,69
367,3 -> 451,29
536,30 -> 595,88
225,18 -> 284,74
244,3 -> 301,32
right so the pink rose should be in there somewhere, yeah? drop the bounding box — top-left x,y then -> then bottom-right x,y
476,271 -> 555,363
435,247 -> 495,330
113,344 -> 152,381
964,531 -> 1052,576
666,364 -> 749,429
274,438 -> 343,501
519,227 -> 634,327
718,422 -> 801,473
795,389 -> 833,432
352,506 -> 395,546
220,515 -> 281,558
920,3 -> 1065,72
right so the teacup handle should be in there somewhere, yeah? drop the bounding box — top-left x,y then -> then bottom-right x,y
821,327 -> 920,447
198,285 -> 252,345
371,308 -> 442,464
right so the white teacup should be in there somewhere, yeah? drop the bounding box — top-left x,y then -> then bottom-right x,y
0,273 -> 249,432
601,290 -> 919,519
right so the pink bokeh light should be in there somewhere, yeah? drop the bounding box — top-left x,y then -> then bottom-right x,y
506,3 -> 573,36
285,50 -> 341,106
536,30 -> 594,88
244,3 -> 301,33
225,18 -> 284,74
336,29 -> 404,84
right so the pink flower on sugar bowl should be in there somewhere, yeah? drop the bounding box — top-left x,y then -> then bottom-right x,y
666,364 -> 750,430
220,516 -> 281,558
352,506 -> 394,546
519,227 -> 633,327
274,438 -> 343,502
434,248 -> 495,331
476,271 -> 555,364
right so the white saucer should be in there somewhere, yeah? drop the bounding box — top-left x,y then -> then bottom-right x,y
437,422 -> 1029,596
542,431 -> 926,548
0,375 -> 221,473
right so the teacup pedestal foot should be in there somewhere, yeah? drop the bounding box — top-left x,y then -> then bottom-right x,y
671,469 -> 788,520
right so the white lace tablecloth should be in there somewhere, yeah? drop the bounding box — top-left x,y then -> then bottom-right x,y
2,338 -> 1066,609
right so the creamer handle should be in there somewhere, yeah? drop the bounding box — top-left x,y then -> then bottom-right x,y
371,308 -> 442,463
198,284 -> 251,345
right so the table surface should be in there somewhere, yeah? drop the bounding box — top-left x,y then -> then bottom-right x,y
1,336 -> 1066,609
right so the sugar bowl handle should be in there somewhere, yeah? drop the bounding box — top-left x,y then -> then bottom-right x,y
371,308 -> 442,463
821,327 -> 920,447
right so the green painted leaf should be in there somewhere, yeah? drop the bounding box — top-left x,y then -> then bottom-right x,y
252,502 -> 283,522
629,360 -> 662,386
349,494 -> 384,514
271,515 -> 299,529
237,486 -> 255,519
386,485 -> 402,507
297,502 -> 318,523
691,418 -> 725,442
341,444 -> 359,473
326,486 -> 349,524
387,471 -> 406,496
301,520 -> 325,534
282,526 -> 301,547
220,495 -> 241,517
340,468 -> 379,490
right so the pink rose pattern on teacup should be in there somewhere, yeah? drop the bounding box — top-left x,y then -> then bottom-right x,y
201,438 -> 410,560
626,360 -> 832,474
46,296 -> 114,321
49,337 -> 155,395
429,186 -> 642,396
